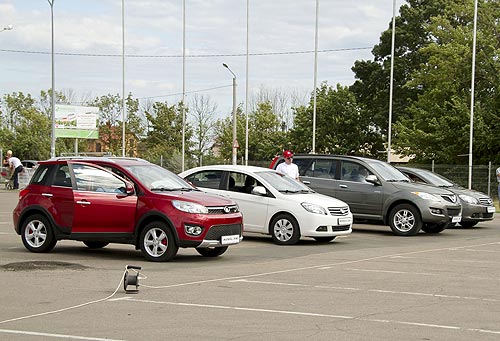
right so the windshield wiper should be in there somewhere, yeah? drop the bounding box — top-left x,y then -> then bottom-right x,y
151,187 -> 195,192
278,189 -> 301,193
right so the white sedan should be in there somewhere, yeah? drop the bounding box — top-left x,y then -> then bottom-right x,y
180,165 -> 352,245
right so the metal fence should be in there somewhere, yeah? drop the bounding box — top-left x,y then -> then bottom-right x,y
405,163 -> 499,198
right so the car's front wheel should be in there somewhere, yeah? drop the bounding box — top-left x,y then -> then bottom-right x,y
139,222 -> 178,262
196,246 -> 228,257
21,214 -> 57,253
269,214 -> 300,245
388,204 -> 422,236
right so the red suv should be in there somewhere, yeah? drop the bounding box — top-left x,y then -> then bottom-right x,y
13,157 -> 243,261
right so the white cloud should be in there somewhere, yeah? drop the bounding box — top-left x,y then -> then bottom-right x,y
0,0 -> 401,113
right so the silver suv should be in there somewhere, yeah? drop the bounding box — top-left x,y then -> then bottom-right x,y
271,154 -> 462,236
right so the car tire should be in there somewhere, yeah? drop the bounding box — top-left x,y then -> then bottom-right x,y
83,241 -> 109,249
269,213 -> 300,245
421,223 -> 447,234
139,222 -> 178,262
388,204 -> 422,236
21,214 -> 57,253
313,236 -> 336,243
196,246 -> 228,257
459,221 -> 478,228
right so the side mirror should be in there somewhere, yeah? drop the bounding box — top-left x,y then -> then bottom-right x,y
365,174 -> 381,186
251,186 -> 267,196
302,180 -> 311,185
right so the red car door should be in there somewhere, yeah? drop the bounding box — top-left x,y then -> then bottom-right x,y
69,162 -> 137,233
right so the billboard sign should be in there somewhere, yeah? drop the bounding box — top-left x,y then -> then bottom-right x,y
55,104 -> 99,139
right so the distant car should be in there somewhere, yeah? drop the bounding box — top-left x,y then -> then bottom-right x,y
21,160 -> 39,169
397,166 -> 495,227
180,165 -> 352,245
13,157 -> 243,261
270,154 -> 462,236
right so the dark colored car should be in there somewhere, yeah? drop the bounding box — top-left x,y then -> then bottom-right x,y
397,166 -> 495,227
271,154 -> 462,236
13,157 -> 243,261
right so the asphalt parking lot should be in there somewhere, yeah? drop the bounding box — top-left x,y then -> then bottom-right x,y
1,189 -> 499,340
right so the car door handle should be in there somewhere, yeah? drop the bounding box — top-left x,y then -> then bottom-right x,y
339,185 -> 348,188
42,193 -> 53,197
76,200 -> 91,205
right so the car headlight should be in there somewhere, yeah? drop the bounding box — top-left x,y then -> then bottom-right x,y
172,200 -> 209,214
301,202 -> 327,215
411,192 -> 440,201
459,194 -> 479,205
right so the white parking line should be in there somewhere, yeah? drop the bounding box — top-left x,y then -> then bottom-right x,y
115,297 -> 500,336
0,328 -> 125,340
230,279 -> 499,302
347,268 -> 436,276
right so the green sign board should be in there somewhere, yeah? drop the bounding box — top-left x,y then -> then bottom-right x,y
55,104 -> 99,139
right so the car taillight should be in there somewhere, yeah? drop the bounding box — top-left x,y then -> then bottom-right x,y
19,188 -> 29,198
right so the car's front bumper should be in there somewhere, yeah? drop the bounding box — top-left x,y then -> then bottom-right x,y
461,203 -> 495,222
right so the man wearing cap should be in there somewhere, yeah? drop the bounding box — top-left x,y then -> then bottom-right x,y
276,150 -> 300,181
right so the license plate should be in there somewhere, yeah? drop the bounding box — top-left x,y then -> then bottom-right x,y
487,206 -> 496,213
452,215 -> 461,223
221,234 -> 240,245
338,217 -> 352,225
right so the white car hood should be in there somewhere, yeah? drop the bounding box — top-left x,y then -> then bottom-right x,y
283,192 -> 348,208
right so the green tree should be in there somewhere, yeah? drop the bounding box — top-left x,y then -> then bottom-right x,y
394,0 -> 500,163
214,102 -> 288,163
0,92 -> 51,160
350,0 -> 451,145
143,101 -> 193,171
290,83 -> 384,156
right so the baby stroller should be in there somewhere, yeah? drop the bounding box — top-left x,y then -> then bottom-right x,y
1,170 -> 14,190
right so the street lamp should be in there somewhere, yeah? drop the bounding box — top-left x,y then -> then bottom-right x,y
48,0 -> 56,158
223,63 -> 237,165
0,24 -> 13,32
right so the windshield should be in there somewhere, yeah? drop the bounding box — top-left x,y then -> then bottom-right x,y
368,160 -> 410,182
256,170 -> 314,193
416,170 -> 455,187
124,164 -> 196,191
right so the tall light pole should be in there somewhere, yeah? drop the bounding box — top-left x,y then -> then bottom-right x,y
48,0 -> 56,158
121,0 -> 126,157
468,0 -> 478,189
181,0 -> 186,171
223,63 -> 237,165
387,0 -> 396,163
0,24 -> 13,32
244,0 -> 249,165
312,0 -> 319,154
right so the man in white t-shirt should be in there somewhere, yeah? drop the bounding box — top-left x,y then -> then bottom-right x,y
276,150 -> 300,181
496,166 -> 500,207
7,150 -> 24,189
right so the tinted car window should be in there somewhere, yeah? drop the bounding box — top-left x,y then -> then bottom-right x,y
72,164 -> 126,193
52,164 -> 72,187
185,170 -> 223,190
341,161 -> 371,183
293,158 -> 312,176
30,165 -> 50,185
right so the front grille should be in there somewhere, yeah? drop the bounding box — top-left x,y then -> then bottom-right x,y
441,194 -> 457,203
205,224 -> 242,239
207,205 -> 239,214
328,206 -> 350,216
447,208 -> 461,217
332,225 -> 351,232
478,197 -> 493,206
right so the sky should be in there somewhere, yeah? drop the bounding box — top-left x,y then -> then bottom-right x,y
0,0 -> 404,120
